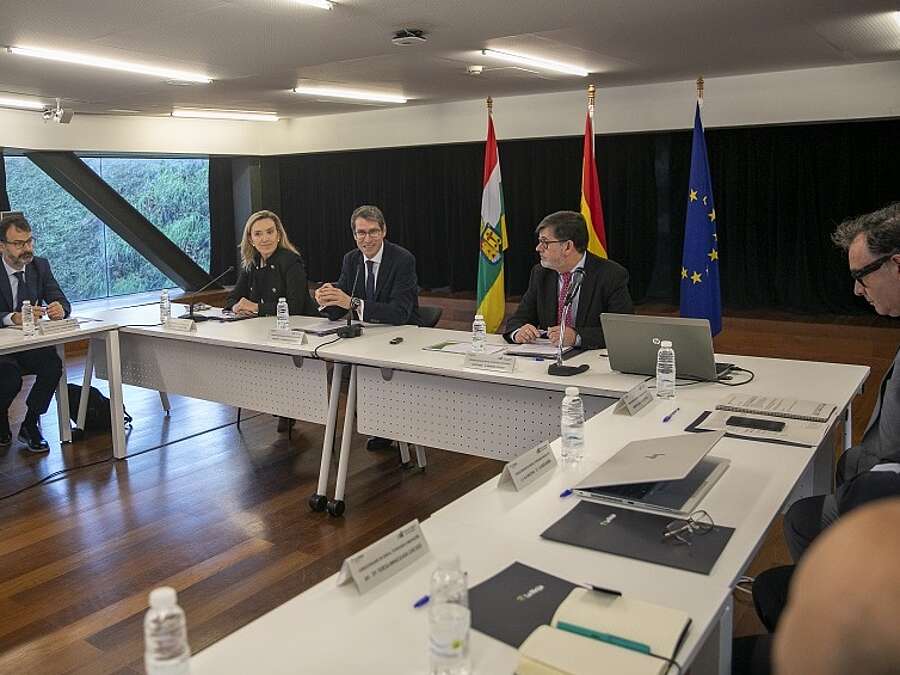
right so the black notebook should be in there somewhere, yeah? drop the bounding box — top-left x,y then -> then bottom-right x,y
541,501 -> 734,575
469,562 -> 577,648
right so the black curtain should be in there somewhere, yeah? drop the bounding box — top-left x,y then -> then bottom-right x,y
0,150 -> 10,212
277,118 -> 900,313
208,157 -> 237,284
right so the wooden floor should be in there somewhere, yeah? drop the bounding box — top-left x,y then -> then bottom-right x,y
0,309 -> 896,673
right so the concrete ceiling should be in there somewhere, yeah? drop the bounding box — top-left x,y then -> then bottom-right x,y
0,0 -> 897,118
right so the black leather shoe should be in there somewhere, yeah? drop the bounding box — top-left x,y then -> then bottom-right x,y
18,423 -> 49,453
0,418 -> 10,447
366,436 -> 396,451
276,416 -> 296,433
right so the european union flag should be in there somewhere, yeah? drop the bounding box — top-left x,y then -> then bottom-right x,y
680,102 -> 721,336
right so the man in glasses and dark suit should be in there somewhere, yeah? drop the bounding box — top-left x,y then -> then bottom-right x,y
0,212 -> 70,452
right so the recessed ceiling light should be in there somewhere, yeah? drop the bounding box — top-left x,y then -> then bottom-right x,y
7,45 -> 212,83
894,10 -> 900,29
481,48 -> 589,77
293,0 -> 333,8
171,108 -> 279,122
0,96 -> 47,111
292,85 -> 407,104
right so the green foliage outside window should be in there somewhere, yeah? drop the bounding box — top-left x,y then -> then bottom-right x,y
4,155 -> 210,301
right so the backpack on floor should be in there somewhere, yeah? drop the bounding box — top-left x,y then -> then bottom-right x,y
66,383 -> 133,432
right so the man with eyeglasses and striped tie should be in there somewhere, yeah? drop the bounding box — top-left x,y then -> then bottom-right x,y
504,210 -> 633,349
0,212 -> 70,452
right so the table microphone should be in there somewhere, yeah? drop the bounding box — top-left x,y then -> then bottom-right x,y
548,268 -> 589,377
337,261 -> 363,338
178,266 -> 235,322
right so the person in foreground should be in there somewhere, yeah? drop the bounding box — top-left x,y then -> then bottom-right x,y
503,210 -> 633,349
315,205 -> 419,450
0,212 -> 70,452
772,498 -> 900,675
225,210 -> 319,432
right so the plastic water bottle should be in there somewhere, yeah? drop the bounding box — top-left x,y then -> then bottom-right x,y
429,556 -> 471,675
471,314 -> 487,353
21,300 -> 35,337
144,587 -> 190,675
656,339 -> 676,399
159,289 -> 171,324
560,386 -> 585,463
276,297 -> 290,330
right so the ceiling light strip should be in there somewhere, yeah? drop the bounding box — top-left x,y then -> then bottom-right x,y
292,85 -> 407,104
481,48 -> 589,77
0,96 -> 47,111
293,0 -> 334,9
171,109 -> 279,122
7,45 -> 212,83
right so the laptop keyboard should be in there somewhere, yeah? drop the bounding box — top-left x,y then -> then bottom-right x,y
597,482 -> 657,500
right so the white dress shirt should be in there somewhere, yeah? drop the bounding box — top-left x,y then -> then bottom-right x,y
357,243 -> 384,322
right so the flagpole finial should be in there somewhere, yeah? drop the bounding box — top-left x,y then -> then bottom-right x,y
486,96 -> 493,113
587,84 -> 596,105
696,76 -> 704,103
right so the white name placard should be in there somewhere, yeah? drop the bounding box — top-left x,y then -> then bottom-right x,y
463,352 -> 516,374
163,318 -> 195,332
337,520 -> 429,595
614,382 -> 654,416
498,441 -> 558,491
37,318 -> 80,336
269,328 -> 308,344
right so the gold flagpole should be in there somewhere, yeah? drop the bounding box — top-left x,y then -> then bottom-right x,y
696,76 -> 704,108
486,96 -> 493,115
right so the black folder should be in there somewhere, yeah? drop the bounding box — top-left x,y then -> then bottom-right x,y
541,501 -> 734,575
469,562 -> 576,648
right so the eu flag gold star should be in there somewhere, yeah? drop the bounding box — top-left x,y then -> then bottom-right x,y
691,271 -> 702,284
681,266 -> 688,279
689,189 -> 698,202
707,208 -> 716,222
702,196 -> 708,206
708,249 -> 718,261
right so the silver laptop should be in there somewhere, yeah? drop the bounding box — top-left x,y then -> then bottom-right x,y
601,313 -> 734,382
574,430 -> 729,516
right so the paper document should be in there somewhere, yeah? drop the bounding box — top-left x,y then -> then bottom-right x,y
693,410 -> 825,446
424,340 -> 506,355
716,394 -> 836,423
505,338 -> 572,358
301,319 -> 366,336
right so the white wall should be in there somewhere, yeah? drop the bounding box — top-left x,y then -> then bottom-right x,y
1,60 -> 898,156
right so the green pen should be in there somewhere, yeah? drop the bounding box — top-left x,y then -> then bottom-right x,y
555,621 -> 652,655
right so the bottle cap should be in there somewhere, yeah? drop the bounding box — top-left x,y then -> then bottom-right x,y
660,340 -> 673,348
565,386 -> 579,397
474,314 -> 483,320
149,586 -> 177,609
278,297 -> 287,302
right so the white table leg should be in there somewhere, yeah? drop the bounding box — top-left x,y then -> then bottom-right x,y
55,344 -> 72,443
77,340 -> 95,430
399,442 -> 411,464
415,445 -> 427,468
104,330 -> 127,459
159,391 -> 171,415
690,593 -> 733,675
311,363 -> 344,509
843,403 -> 853,450
331,364 -> 358,512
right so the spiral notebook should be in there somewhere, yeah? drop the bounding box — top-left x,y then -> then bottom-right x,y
715,394 -> 836,423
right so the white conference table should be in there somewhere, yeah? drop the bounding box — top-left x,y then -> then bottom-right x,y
0,318 -> 125,457
191,354 -> 868,675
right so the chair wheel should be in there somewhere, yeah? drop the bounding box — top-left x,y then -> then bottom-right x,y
327,499 -> 346,517
308,493 -> 327,512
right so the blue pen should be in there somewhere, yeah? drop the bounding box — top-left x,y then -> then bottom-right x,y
662,407 -> 681,423
560,488 -> 573,498
413,594 -> 430,609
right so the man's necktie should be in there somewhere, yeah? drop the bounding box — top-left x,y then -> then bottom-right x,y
365,260 -> 376,302
13,271 -> 27,311
557,271 -> 574,327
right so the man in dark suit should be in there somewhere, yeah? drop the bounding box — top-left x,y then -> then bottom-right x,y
0,212 -> 71,451
504,210 -> 633,349
315,205 -> 419,327
315,205 -> 419,450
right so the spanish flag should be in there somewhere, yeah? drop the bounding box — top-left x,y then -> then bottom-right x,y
476,100 -> 508,333
580,92 -> 608,258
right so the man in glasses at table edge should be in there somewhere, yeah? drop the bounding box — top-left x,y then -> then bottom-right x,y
732,203 -> 900,675
0,212 -> 71,452
503,210 -> 634,349
316,205 -> 420,451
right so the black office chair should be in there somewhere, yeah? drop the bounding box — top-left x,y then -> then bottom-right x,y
418,305 -> 443,328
